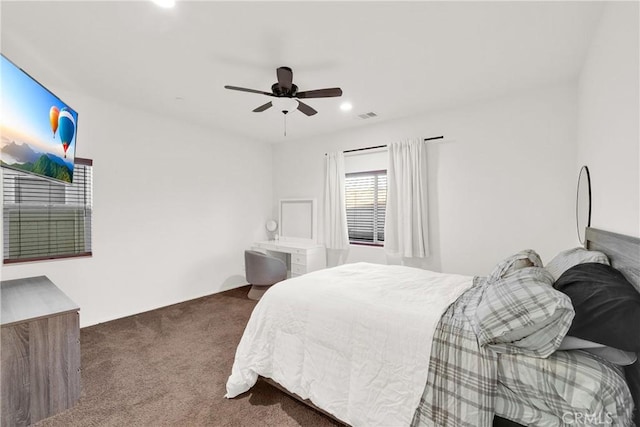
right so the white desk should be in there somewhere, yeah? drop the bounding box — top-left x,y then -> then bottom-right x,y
252,240 -> 326,278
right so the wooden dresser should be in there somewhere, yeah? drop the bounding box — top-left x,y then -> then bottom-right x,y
1,276 -> 81,426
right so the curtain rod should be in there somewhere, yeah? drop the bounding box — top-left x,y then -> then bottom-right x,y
326,136 -> 444,156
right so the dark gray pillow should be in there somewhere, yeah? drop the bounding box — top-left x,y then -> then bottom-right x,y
554,263 -> 640,353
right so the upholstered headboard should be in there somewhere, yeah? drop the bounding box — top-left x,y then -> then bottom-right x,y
585,227 -> 640,424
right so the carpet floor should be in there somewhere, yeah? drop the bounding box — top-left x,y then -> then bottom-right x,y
34,286 -> 340,427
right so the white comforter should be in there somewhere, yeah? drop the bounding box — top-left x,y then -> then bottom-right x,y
225,262 -> 473,426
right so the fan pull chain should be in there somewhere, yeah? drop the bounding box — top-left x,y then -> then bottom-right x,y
284,112 -> 287,137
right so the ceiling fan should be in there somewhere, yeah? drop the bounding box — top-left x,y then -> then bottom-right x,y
224,66 -> 343,116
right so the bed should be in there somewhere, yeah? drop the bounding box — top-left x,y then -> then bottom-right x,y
226,227 -> 640,426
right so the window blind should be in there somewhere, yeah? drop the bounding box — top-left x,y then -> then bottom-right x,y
345,170 -> 386,245
2,158 -> 93,263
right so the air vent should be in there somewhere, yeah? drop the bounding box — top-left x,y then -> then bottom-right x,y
357,112 -> 378,119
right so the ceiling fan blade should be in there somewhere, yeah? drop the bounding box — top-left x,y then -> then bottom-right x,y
277,67 -> 293,90
224,85 -> 274,96
253,101 -> 273,112
297,101 -> 318,116
295,87 -> 343,99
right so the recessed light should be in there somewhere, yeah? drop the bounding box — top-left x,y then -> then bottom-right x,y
151,0 -> 175,8
340,102 -> 353,112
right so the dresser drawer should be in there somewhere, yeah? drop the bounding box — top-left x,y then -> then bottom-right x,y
291,264 -> 306,275
291,254 -> 307,265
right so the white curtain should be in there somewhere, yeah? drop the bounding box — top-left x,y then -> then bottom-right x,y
323,152 -> 350,265
384,138 -> 430,258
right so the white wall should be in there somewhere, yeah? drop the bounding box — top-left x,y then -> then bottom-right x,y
577,2 -> 640,237
1,93 -> 272,327
5,2 -> 634,327
273,84 -> 578,276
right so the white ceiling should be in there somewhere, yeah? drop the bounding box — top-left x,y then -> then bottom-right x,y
1,1 -> 604,143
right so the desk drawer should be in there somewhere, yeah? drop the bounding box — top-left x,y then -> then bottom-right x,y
291,254 -> 307,265
291,264 -> 306,275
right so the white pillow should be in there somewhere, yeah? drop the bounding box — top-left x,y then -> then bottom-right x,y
585,347 -> 637,366
545,247 -> 609,281
558,336 -> 606,350
558,336 -> 637,366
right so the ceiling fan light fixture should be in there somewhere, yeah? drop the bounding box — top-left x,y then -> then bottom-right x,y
273,97 -> 299,114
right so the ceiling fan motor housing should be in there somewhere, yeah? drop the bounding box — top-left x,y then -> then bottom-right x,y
271,83 -> 298,97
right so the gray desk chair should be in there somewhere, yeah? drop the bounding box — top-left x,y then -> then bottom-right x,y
245,250 -> 287,300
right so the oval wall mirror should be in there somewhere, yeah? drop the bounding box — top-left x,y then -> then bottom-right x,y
576,165 -> 592,244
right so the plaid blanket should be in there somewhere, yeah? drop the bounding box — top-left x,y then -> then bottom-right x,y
411,276 -> 497,426
495,350 -> 634,426
412,276 -> 635,426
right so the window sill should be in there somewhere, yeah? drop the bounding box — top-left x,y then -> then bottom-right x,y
4,252 -> 92,265
349,242 -> 384,248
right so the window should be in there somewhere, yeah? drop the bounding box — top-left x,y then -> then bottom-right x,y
345,170 -> 386,245
2,158 -> 93,264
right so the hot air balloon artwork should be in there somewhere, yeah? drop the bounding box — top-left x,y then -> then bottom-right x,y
1,54 -> 78,183
57,107 -> 75,158
49,106 -> 59,137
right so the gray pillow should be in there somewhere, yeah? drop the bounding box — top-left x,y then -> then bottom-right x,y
475,267 -> 574,357
545,247 -> 609,281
